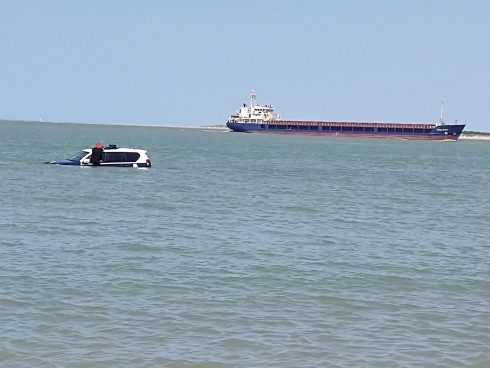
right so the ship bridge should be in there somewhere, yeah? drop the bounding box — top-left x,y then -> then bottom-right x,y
231,90 -> 279,123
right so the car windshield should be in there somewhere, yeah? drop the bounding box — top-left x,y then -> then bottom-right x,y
68,151 -> 88,162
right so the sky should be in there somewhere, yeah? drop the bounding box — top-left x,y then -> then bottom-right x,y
1,0 -> 489,131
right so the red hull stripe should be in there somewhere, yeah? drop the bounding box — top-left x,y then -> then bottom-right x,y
250,131 -> 458,140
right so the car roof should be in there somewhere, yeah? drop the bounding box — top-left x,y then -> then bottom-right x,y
82,148 -> 147,153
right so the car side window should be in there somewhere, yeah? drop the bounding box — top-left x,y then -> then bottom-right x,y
126,153 -> 140,162
98,152 -> 139,163
104,152 -> 126,162
104,152 -> 116,162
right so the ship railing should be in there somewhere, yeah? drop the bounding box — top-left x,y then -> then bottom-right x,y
231,118 -> 265,124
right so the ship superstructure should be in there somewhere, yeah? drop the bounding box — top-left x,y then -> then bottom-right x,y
229,90 -> 279,123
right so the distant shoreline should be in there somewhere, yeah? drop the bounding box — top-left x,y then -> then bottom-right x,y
459,131 -> 490,140
0,118 -> 206,129
2,119 -> 490,139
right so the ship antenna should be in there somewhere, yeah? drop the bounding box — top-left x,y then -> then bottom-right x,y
439,98 -> 445,126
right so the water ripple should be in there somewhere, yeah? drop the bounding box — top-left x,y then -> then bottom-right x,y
1,122 -> 490,367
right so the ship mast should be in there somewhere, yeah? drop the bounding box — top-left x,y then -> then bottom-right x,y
250,90 -> 257,109
439,98 -> 445,126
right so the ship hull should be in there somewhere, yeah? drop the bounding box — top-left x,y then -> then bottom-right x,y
226,121 -> 465,140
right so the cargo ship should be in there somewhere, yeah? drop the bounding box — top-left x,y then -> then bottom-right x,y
226,91 -> 466,140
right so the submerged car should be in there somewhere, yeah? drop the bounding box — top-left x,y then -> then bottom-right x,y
49,145 -> 152,168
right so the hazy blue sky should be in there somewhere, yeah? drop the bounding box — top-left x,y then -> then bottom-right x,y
1,0 -> 489,131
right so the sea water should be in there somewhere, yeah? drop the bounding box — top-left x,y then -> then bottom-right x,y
1,120 -> 489,367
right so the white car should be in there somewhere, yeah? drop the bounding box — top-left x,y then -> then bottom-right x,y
51,145 -> 152,168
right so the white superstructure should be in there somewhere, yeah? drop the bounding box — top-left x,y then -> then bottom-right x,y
229,90 -> 279,123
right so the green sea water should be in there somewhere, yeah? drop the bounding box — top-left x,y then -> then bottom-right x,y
1,120 -> 490,367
